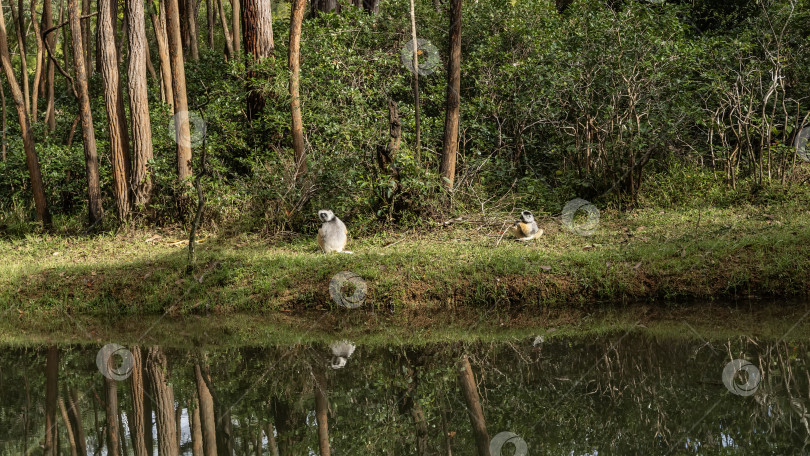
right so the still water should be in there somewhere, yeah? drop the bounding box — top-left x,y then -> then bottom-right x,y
0,331 -> 808,455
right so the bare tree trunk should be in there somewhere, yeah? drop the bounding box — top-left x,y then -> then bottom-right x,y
30,0 -> 45,123
143,371 -> 154,454
67,389 -> 87,455
58,397 -> 79,456
289,0 -> 306,178
187,0 -> 200,60
266,422 -> 279,456
164,0 -> 193,180
439,0 -> 462,189
313,370 -> 330,456
129,347 -> 149,456
151,0 -> 174,108
408,0 -> 420,160
231,0 -> 239,54
1,81 -> 6,160
127,0 -> 155,207
175,406 -> 182,449
9,0 -> 30,116
195,364 -> 218,456
145,38 -> 158,80
457,355 -> 490,456
67,0 -> 104,225
43,347 -> 59,456
217,0 -> 233,59
0,0 -> 52,225
206,0 -> 214,48
82,0 -> 92,75
191,397 -> 204,456
147,346 -> 180,456
43,0 -> 57,132
99,0 -> 132,220
105,377 -> 121,456
241,0 -> 274,120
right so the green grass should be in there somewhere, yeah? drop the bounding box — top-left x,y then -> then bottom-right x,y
1,200 -> 809,330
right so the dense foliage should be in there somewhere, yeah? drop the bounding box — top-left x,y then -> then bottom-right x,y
0,0 -> 808,235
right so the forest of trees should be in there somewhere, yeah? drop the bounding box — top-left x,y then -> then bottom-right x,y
0,0 -> 808,235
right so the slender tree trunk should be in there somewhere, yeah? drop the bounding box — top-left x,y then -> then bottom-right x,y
289,0 -> 306,177
206,0 -> 214,48
175,406 -> 182,449
30,0 -> 45,123
43,347 -> 59,456
266,422 -> 279,456
195,364 -> 218,456
43,0 -> 57,131
127,0 -> 155,207
82,0 -> 92,75
216,405 -> 234,456
151,0 -> 174,108
217,0 -> 233,59
439,0 -> 462,189
241,0 -> 274,120
231,0 -> 239,54
129,347 -> 149,456
191,397 -> 204,456
147,346 -> 180,456
145,37 -> 158,80
143,368 -> 154,454
164,0 -> 193,180
99,0 -> 132,220
458,355 -> 490,456
67,0 -> 104,225
313,370 -> 330,456
58,397 -> 79,456
105,377 -> 121,456
0,0 -> 52,225
409,0 -> 420,160
67,389 -> 87,455
187,0 -> 200,60
1,81 -> 6,160
9,0 -> 30,116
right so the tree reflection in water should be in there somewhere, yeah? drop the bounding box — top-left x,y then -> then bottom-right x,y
0,332 -> 807,455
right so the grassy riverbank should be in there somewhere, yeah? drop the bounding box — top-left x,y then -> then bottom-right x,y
1,200 -> 809,322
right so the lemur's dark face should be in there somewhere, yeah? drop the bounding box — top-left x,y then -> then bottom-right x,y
521,211 -> 534,223
319,210 -> 334,222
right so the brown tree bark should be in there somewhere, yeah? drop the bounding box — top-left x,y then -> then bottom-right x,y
43,0 -> 57,131
129,347 -> 149,456
194,364 -> 218,456
458,355 -> 490,456
217,0 -> 233,59
151,0 -> 174,108
0,0 -> 52,225
143,369 -> 154,453
272,397 -> 306,456
105,377 -> 121,456
266,422 -> 279,456
127,0 -> 155,207
206,0 -> 214,48
58,397 -> 79,456
289,0 -> 306,178
409,0 -> 420,159
1,77 -> 6,161
191,396 -> 204,456
147,346 -> 180,456
231,0 -> 239,54
164,0 -> 194,180
67,0 -> 104,225
99,0 -> 133,220
9,0 -> 30,116
187,0 -> 200,60
313,370 -> 330,456
44,347 -> 59,456
30,0 -> 45,123
439,0 -> 462,189
67,388 -> 88,455
82,0 -> 92,75
241,0 -> 273,120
